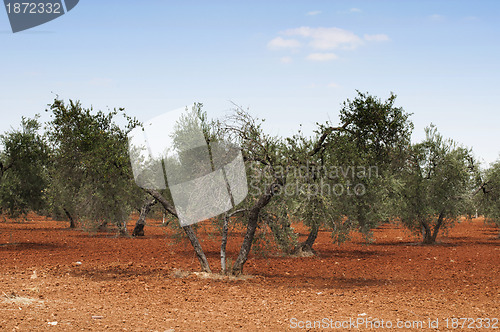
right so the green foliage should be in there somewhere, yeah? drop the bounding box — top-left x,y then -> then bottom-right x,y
220,107 -> 286,213
399,125 -> 476,243
479,159 -> 500,228
220,92 -> 414,256
281,131 -> 345,246
322,91 -> 414,237
261,199 -> 297,253
0,116 -> 49,217
45,99 -> 143,231
339,90 -> 414,167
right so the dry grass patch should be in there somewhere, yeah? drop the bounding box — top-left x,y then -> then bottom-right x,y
2,291 -> 43,306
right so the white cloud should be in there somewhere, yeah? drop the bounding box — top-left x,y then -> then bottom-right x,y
268,26 -> 389,63
327,82 -> 340,88
429,14 -> 445,21
364,34 -> 390,42
280,56 -> 293,64
307,10 -> 321,16
306,53 -> 338,61
350,8 -> 361,13
464,16 -> 478,21
267,37 -> 301,50
283,27 -> 363,50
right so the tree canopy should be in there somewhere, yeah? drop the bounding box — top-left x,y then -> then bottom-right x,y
478,159 -> 500,235
44,99 -> 143,232
0,116 -> 49,217
398,125 -> 476,244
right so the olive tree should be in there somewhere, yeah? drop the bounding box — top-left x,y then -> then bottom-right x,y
335,91 -> 413,235
219,92 -> 414,269
399,125 -> 476,244
277,129 -> 345,255
0,116 -> 49,217
133,103 -> 227,273
477,159 -> 500,236
218,107 -> 289,275
45,99 -> 143,233
292,91 -> 413,249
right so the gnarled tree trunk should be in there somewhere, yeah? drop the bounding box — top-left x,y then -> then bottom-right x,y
132,198 -> 156,237
430,212 -> 445,243
421,220 -> 432,244
63,208 -> 76,229
421,212 -> 444,244
232,183 -> 279,275
146,189 -> 211,273
294,222 -> 319,255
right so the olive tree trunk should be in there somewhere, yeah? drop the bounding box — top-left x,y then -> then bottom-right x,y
63,208 -> 76,229
145,189 -> 211,273
294,222 -> 319,255
231,183 -> 279,275
421,212 -> 445,244
221,213 -> 229,273
132,198 -> 157,237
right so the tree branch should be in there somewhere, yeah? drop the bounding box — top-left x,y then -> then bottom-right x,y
144,189 -> 177,218
309,123 -> 350,157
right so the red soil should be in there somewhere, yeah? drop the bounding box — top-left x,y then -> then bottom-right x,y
0,215 -> 498,331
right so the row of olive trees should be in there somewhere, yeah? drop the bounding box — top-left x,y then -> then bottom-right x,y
0,93 -> 497,276
159,92 -> 490,275
0,99 -> 146,232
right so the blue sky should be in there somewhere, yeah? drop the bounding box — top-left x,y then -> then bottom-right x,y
1,0 -> 499,166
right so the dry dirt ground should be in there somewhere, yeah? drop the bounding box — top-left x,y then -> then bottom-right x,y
0,215 -> 498,331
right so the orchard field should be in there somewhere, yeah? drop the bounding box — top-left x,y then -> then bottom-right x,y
2,1 -> 500,330
1,95 -> 499,331
0,215 -> 498,331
